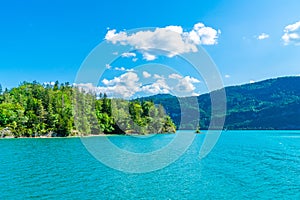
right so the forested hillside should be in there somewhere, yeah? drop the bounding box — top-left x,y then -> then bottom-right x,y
0,82 -> 176,137
140,76 -> 300,130
1,76 -> 299,137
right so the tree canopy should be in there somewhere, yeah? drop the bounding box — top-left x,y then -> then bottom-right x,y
0,82 -> 176,137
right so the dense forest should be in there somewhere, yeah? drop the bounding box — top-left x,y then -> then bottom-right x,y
140,76 -> 300,130
1,76 -> 299,137
0,82 -> 176,138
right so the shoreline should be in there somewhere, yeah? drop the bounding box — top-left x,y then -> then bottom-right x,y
0,132 -> 177,139
2,130 -> 299,139
0,134 -> 124,139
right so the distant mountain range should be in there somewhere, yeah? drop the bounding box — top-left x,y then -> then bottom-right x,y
138,76 -> 300,130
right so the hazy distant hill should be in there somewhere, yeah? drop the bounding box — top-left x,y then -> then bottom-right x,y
138,76 -> 300,130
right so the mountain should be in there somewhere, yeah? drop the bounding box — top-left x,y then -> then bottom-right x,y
138,76 -> 300,130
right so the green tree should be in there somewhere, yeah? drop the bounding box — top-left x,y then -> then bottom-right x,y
0,81 -> 176,137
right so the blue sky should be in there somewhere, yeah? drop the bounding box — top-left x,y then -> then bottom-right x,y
1,0 -> 300,97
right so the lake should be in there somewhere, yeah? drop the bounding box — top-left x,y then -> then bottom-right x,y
0,130 -> 299,199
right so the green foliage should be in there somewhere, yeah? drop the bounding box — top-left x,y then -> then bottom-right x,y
140,76 -> 300,130
0,81 -> 176,137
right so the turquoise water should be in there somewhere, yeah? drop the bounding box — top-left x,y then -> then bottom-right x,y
0,131 -> 300,199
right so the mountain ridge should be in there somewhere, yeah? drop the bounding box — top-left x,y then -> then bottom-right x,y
137,76 -> 300,130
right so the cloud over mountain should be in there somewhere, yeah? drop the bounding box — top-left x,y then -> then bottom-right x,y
282,20 -> 300,45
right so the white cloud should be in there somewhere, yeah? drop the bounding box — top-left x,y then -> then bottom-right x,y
43,81 -> 55,86
187,23 -> 221,45
121,52 -> 136,57
100,72 -> 141,98
165,25 -> 183,34
224,74 -> 230,78
142,52 -> 156,61
114,67 -> 126,71
73,83 -> 101,94
153,74 -> 163,79
102,72 -> 139,86
105,64 -> 112,69
142,71 -> 151,78
141,79 -> 170,94
169,73 -> 183,79
105,29 -> 126,41
249,80 -> 255,84
142,74 -> 200,97
257,33 -> 269,40
132,58 -> 138,62
77,72 -> 201,98
282,21 -> 300,45
114,67 -> 134,72
173,76 -> 200,96
104,22 -> 220,60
